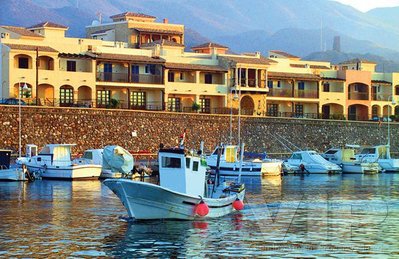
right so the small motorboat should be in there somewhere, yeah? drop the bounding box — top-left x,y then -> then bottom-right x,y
355,145 -> 399,172
18,144 -> 102,180
283,150 -> 342,174
76,146 -> 134,179
322,147 -> 380,174
104,138 -> 246,220
0,149 -> 36,181
206,145 -> 282,177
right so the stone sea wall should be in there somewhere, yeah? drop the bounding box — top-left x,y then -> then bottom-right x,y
0,106 -> 397,156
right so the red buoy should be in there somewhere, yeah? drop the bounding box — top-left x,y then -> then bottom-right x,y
195,200 -> 209,217
232,198 -> 244,211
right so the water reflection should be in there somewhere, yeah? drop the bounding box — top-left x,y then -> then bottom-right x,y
0,174 -> 398,257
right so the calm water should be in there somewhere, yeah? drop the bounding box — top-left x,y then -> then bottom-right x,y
0,174 -> 398,257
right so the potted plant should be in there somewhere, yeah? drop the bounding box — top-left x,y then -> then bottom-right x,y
192,102 -> 200,112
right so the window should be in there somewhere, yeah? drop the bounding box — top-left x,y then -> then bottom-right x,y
323,82 -> 330,92
179,72 -> 184,80
354,84 -> 359,92
18,57 -> 29,69
267,104 -> 278,117
60,87 -> 74,106
395,86 -> 399,95
162,157 -> 181,168
97,90 -> 110,107
205,74 -> 213,84
200,98 -> 211,113
277,81 -> 281,88
67,60 -> 76,72
130,91 -> 146,109
193,161 -> 199,171
267,80 -> 273,88
186,158 -> 190,169
291,153 -> 302,160
168,97 -> 181,112
298,81 -> 305,90
145,64 -> 156,74
168,71 -> 175,82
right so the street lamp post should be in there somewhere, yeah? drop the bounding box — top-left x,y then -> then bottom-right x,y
18,81 -> 29,158
387,95 -> 397,147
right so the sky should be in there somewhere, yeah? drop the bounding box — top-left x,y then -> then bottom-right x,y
334,0 -> 399,12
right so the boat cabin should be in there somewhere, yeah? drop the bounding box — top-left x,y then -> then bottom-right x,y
323,148 -> 357,163
0,150 -> 11,169
210,145 -> 238,163
29,144 -> 76,167
158,148 -> 207,197
357,145 -> 391,160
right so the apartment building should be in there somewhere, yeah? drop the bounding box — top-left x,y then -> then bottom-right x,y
1,11 -> 398,121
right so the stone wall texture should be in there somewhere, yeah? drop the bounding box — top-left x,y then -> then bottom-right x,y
0,106 -> 398,157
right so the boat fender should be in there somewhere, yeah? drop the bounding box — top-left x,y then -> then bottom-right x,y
195,200 -> 209,217
232,198 -> 244,211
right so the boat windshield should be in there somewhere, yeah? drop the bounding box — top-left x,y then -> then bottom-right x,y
325,150 -> 338,154
360,148 -> 375,155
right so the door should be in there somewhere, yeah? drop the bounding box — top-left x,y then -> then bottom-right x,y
131,65 -> 139,83
104,63 -> 112,81
322,105 -> 330,119
348,106 -> 357,120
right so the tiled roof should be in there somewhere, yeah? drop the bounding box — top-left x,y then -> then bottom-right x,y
268,72 -> 320,81
339,58 -> 377,65
141,39 -> 184,48
93,52 -> 165,63
165,63 -> 227,72
270,50 -> 300,59
91,29 -> 112,35
371,80 -> 392,85
221,55 -> 275,66
110,12 -> 156,19
135,28 -> 183,35
192,42 -> 228,49
290,64 -> 330,69
59,53 -> 93,59
321,77 -> 345,82
4,44 -> 58,52
1,26 -> 43,38
28,21 -> 68,29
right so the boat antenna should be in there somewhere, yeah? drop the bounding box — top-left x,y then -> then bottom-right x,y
237,142 -> 245,183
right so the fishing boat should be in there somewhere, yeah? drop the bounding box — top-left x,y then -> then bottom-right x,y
104,136 -> 246,220
18,144 -> 102,180
206,145 -> 282,177
355,145 -> 399,172
283,150 -> 342,174
322,147 -> 380,174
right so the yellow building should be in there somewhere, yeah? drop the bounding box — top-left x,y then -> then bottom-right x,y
1,12 -> 399,121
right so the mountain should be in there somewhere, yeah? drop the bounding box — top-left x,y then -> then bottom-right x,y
304,50 -> 399,73
367,7 -> 399,27
2,0 -> 399,64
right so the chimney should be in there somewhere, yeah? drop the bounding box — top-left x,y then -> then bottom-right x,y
255,51 -> 261,58
163,18 -> 169,24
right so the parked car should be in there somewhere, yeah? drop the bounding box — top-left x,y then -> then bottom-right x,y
0,98 -> 26,105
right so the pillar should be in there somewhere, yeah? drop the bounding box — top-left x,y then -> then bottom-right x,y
255,69 -> 259,88
245,68 -> 248,87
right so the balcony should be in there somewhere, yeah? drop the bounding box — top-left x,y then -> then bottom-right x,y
349,92 -> 369,100
97,72 -> 163,84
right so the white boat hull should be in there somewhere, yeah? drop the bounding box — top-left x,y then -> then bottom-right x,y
283,163 -> 342,174
0,168 -> 27,181
378,159 -> 399,172
341,163 -> 380,174
26,164 -> 102,180
104,179 -> 245,220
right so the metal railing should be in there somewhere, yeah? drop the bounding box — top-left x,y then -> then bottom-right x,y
97,72 -> 163,84
294,90 -> 318,99
268,88 -> 293,97
371,93 -> 392,101
349,92 -> 369,100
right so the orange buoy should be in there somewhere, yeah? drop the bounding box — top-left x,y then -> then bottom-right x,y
195,200 -> 209,217
232,198 -> 244,211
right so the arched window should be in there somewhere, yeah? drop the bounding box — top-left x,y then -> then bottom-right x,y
60,85 -> 74,107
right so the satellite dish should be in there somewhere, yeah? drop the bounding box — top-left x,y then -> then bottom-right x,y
91,20 -> 100,26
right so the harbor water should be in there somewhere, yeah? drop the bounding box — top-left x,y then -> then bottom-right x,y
0,174 -> 398,257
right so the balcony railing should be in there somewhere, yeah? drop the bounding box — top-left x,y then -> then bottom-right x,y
371,93 -> 392,101
294,90 -> 318,99
268,88 -> 293,97
349,92 -> 369,100
97,72 -> 163,84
